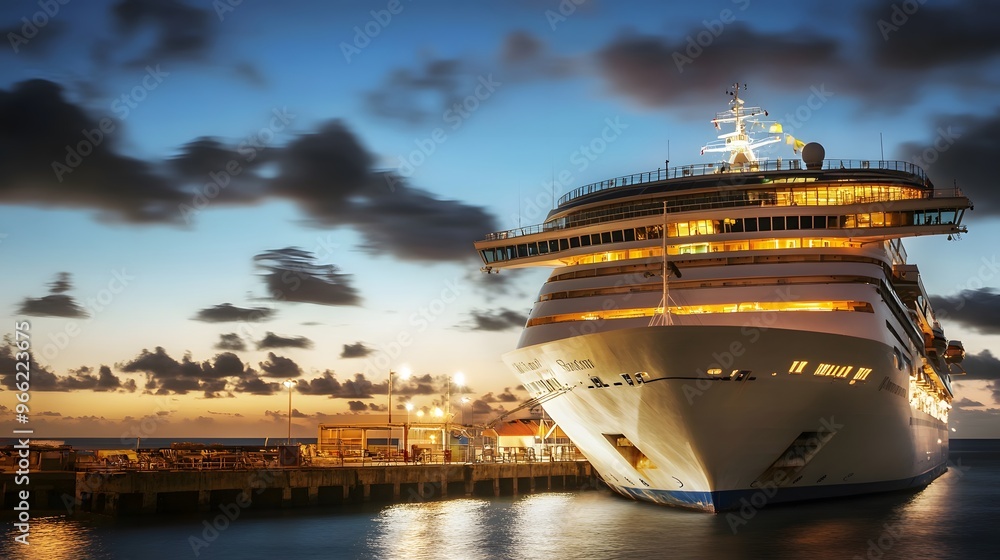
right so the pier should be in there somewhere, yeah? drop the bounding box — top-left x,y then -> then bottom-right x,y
1,445 -> 594,516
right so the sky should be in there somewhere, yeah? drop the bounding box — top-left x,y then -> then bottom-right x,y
1,0 -> 999,439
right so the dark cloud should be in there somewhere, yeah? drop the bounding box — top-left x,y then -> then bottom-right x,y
49,272 -> 73,294
118,347 -> 239,396
194,303 -> 275,323
294,371 -> 386,399
862,0 -> 1000,71
60,365 -> 137,392
255,247 -> 361,306
0,85 -> 496,262
898,111 -> 1000,217
930,289 -> 1000,335
17,294 -> 89,318
468,308 -> 527,331
960,349 -> 1000,381
0,342 -> 137,392
954,397 -> 985,408
340,342 -> 372,359
215,333 -> 246,351
347,400 -> 367,412
596,25 -> 846,109
16,272 -> 88,318
259,352 -> 302,378
111,0 -> 212,65
0,80 -> 187,223
365,58 -> 467,125
1,20 -> 68,57
265,408 -> 308,420
256,331 -> 313,350
232,368 -> 280,395
480,387 -> 521,404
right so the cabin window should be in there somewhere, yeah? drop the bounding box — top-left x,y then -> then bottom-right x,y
517,244 -> 528,258
786,216 -> 799,230
772,217 -> 785,231
560,239 -> 570,251
801,216 -> 813,229
814,216 -> 827,229
580,236 -> 591,247
602,232 -> 613,244
623,229 -> 635,242
538,242 -> 548,255
758,217 -> 771,232
570,237 -> 581,248
744,218 -> 758,232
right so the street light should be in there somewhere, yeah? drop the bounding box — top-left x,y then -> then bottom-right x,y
388,367 -> 411,424
404,402 -> 414,461
282,379 -> 294,444
388,367 -> 410,454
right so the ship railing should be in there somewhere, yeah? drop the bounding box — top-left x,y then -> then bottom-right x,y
482,177 -> 959,243
555,159 -> 928,207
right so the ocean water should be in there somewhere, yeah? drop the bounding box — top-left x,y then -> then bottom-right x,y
2,440 -> 998,560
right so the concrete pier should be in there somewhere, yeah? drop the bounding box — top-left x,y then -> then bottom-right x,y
2,461 -> 594,516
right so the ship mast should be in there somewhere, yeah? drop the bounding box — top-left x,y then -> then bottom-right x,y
700,82 -> 782,166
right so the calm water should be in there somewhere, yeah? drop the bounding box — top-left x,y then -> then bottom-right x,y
2,441 -> 998,560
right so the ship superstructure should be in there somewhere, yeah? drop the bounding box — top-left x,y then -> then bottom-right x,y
473,85 -> 971,511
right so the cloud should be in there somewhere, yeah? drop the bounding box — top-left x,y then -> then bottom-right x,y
340,342 -> 372,358
0,86 -> 497,262
898,111 -> 1000,217
0,80 -> 187,223
0,20 -> 68,57
954,397 -> 985,408
265,408 -> 308,420
480,387 -> 521,404
294,371 -> 387,399
467,308 -> 528,331
960,349 -> 1000,381
259,352 -> 302,378
0,343 -> 138,392
930,289 -> 1000,335
118,347 -> 240,396
16,272 -> 89,318
595,25 -> 846,109
215,333 -> 246,351
347,400 -> 368,412
254,247 -> 362,306
862,0 -> 1000,71
194,303 -> 276,323
231,368 -> 280,395
17,294 -> 89,318
256,331 -> 314,350
110,0 -> 212,65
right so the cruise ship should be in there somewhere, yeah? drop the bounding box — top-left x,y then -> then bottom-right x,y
473,86 -> 971,511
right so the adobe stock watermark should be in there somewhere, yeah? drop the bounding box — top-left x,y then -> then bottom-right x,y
39,268 -> 136,362
727,416 -> 843,533
188,466 -> 283,556
386,74 -> 501,190
340,0 -> 410,63
673,0 -> 750,73
6,0 -> 71,54
51,65 -> 169,182
683,284 -> 796,405
507,116 -> 629,230
362,275 -> 464,377
877,0 -> 927,41
178,106 -> 296,224
908,126 -> 960,171
545,0 -> 590,31
782,84 -> 834,132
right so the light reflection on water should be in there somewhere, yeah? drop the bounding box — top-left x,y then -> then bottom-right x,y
1,454 -> 996,560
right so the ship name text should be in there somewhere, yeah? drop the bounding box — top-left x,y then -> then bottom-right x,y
556,358 -> 596,372
513,359 -> 543,374
878,376 -> 907,399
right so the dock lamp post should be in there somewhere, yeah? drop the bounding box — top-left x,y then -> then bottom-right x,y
388,367 -> 411,451
282,379 -> 294,444
404,402 -> 414,461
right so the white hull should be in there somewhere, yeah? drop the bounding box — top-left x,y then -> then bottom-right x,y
505,325 -> 948,511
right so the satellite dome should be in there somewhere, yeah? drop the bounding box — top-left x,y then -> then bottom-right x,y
802,142 -> 825,170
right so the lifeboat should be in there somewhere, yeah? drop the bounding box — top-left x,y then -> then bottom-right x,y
944,340 -> 966,364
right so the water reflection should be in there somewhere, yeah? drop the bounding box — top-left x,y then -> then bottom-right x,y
1,455 -> 994,560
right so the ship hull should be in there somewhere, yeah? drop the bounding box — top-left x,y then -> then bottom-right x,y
505,325 -> 948,512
